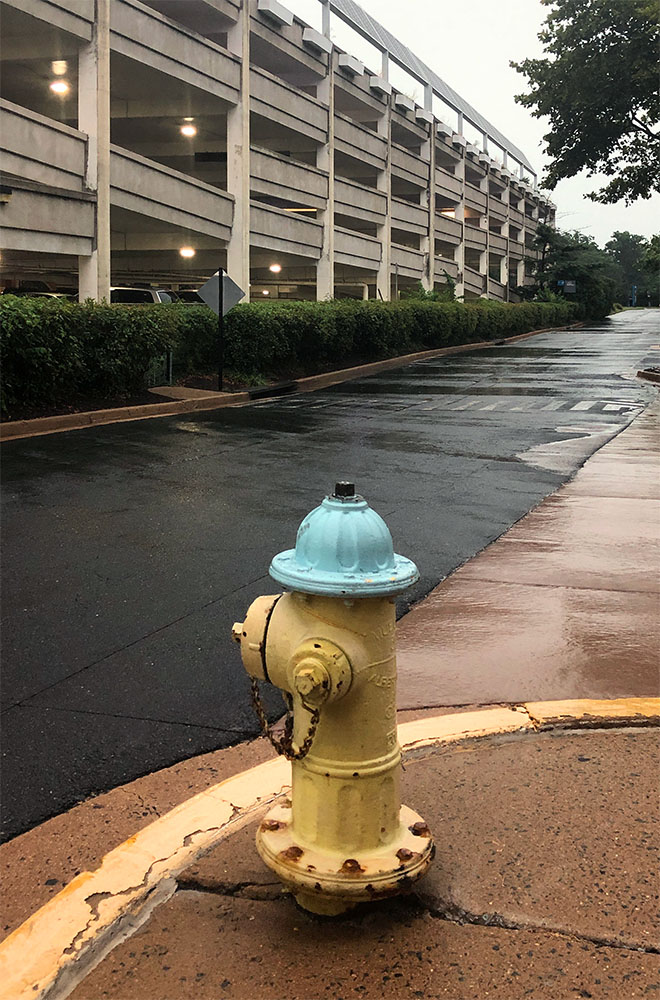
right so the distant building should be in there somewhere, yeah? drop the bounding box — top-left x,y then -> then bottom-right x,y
0,0 -> 556,302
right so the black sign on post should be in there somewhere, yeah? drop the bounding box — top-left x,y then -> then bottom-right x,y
197,269 -> 246,392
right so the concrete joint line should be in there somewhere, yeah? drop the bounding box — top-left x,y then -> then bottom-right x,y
0,699 -> 657,1000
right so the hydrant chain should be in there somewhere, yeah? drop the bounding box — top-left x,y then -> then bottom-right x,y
250,677 -> 320,761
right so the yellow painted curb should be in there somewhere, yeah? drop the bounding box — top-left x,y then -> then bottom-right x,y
1,697 -> 656,1000
524,697 -> 660,726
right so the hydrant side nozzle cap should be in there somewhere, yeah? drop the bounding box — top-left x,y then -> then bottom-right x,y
269,485 -> 419,597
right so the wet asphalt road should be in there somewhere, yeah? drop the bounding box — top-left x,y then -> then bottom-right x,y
1,310 -> 658,840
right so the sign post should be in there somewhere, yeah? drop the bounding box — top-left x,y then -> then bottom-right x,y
217,267 -> 225,392
197,269 -> 246,392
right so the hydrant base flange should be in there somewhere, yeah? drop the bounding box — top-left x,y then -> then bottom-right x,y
256,801 -> 434,916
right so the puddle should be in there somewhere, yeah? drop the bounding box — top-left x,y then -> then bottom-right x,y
516,421 -> 621,474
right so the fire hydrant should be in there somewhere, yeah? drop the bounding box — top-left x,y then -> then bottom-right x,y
232,482 -> 434,915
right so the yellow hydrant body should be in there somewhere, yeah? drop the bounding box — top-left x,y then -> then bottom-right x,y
233,484 -> 433,915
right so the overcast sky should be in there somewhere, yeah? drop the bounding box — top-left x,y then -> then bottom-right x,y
351,0 -> 659,247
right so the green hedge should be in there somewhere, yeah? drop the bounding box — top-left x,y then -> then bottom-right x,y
0,296 -> 580,417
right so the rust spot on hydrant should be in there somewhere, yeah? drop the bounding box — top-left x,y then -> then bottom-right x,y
396,848 -> 414,862
261,819 -> 281,832
409,822 -> 431,838
340,858 -> 365,874
281,846 -> 304,861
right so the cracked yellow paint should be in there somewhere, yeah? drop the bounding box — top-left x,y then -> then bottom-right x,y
0,757 -> 289,1000
524,698 -> 660,725
400,707 -> 533,751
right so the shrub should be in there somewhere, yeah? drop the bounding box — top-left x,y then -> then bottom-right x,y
0,297 -> 177,416
0,295 -> 579,417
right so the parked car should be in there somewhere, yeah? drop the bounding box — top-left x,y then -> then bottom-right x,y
176,289 -> 205,304
110,287 -> 174,303
1,289 -> 74,299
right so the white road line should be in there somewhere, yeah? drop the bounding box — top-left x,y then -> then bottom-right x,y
570,400 -> 596,411
540,400 -> 568,411
448,399 -> 481,410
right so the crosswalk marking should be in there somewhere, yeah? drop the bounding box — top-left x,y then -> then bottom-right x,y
267,394 -> 643,417
570,401 -> 596,411
447,399 -> 481,410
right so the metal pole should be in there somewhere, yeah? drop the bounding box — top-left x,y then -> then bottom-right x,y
395,263 -> 399,300
218,267 -> 225,392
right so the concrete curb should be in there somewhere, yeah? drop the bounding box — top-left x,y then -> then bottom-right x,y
0,697 -> 657,1000
637,369 -> 660,385
0,391 -> 251,443
0,323 -> 582,443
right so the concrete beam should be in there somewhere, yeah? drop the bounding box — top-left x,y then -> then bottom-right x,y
256,0 -> 294,27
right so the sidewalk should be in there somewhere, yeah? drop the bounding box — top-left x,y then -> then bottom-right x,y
1,399 -> 658,999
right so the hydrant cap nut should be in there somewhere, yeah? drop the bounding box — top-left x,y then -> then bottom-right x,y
269,487 -> 419,597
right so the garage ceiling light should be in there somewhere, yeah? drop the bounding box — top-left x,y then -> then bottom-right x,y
49,80 -> 70,95
269,264 -> 282,273
179,247 -> 196,258
180,124 -> 197,137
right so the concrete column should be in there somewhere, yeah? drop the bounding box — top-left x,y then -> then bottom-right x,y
321,0 -> 330,36
455,147 -> 466,301
316,54 -> 334,300
499,254 -> 508,296
485,182 -> 491,298
78,0 -> 110,302
226,4 -> 250,300
421,123 -> 434,292
376,96 -> 391,302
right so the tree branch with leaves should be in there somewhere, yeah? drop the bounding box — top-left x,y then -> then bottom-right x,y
512,0 -> 660,204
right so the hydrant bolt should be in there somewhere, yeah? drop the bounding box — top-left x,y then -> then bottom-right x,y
293,661 -> 331,707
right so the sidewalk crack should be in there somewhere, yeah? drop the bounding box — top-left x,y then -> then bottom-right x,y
418,895 -> 659,955
176,877 -> 284,901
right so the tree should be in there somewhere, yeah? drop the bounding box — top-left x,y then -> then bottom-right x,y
605,230 -> 649,303
512,0 -> 660,204
401,275 -> 456,302
523,223 -> 617,317
641,234 -> 660,275
639,234 -> 660,303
